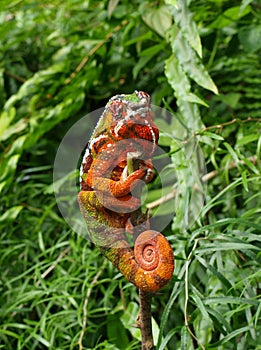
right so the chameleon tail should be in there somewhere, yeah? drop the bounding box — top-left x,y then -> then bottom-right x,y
102,230 -> 174,292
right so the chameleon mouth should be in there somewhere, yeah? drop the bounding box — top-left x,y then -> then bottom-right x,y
129,106 -> 150,116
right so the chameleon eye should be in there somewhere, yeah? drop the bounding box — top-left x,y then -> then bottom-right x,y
109,101 -> 123,118
137,91 -> 150,103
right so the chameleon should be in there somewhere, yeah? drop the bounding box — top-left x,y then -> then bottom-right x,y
78,91 -> 174,292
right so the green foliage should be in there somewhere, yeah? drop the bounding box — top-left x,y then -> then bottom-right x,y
0,0 -> 260,349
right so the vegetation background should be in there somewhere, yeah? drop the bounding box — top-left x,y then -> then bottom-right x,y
0,0 -> 260,349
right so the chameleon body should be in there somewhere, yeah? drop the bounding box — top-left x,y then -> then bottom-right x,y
78,91 -> 174,292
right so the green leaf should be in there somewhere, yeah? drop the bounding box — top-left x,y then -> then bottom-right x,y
133,44 -> 164,79
187,93 -> 209,107
164,0 -> 177,7
124,31 -> 153,46
0,134 -> 28,192
0,154 -> 20,192
0,0 -> 23,11
224,142 -> 240,164
0,118 -> 28,141
241,170 -> 249,191
0,107 -> 16,141
107,314 -> 129,349
171,30 -> 218,94
165,54 -> 202,130
165,54 -> 191,99
168,0 -> 202,57
240,0 -> 255,14
195,255 -> 233,292
180,325 -> 190,350
210,326 -> 254,347
142,5 -> 172,38
191,286 -> 213,329
198,241 -> 260,254
151,317 -> 160,346
239,25 -> 261,53
254,302 -> 261,328
236,134 -> 260,147
218,93 -> 241,108
31,334 -> 51,348
157,328 -> 178,350
0,205 -> 23,224
120,302 -> 141,341
107,0 -> 120,18
210,5 -> 251,29
204,297 -> 258,306
200,131 -> 224,141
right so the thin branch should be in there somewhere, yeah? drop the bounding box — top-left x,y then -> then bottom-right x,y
139,290 -> 154,350
199,117 -> 260,132
147,155 -> 258,210
128,157 -> 155,349
78,261 -> 106,350
36,245 -> 72,286
4,70 -> 27,83
146,188 -> 177,210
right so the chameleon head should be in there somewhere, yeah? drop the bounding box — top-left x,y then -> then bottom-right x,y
107,91 -> 159,157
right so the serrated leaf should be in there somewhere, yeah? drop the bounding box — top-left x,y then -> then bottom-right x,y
165,54 -> 191,99
165,55 -> 202,130
168,0 -> 202,57
186,92 -> 209,107
171,30 -> 218,94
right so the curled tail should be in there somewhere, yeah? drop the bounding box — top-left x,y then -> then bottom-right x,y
102,230 -> 174,292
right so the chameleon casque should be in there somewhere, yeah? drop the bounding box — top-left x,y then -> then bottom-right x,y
78,91 -> 174,292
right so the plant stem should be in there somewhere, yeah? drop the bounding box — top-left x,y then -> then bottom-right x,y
128,150 -> 154,349
139,290 -> 154,350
